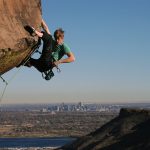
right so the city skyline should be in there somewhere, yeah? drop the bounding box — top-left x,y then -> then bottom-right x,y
1,0 -> 150,104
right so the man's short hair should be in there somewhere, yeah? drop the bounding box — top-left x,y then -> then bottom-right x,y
54,28 -> 64,40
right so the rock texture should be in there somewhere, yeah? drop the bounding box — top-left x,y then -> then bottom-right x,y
0,0 -> 42,74
61,108 -> 150,150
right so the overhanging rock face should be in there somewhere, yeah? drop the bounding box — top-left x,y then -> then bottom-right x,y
0,0 -> 42,74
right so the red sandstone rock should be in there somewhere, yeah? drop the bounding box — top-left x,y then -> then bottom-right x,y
0,0 -> 42,74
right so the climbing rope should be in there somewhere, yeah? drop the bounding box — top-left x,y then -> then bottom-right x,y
0,43 -> 40,106
0,76 -> 8,105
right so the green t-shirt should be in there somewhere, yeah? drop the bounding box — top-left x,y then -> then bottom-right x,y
52,43 -> 71,61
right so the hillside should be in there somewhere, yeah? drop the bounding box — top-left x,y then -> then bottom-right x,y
60,108 -> 150,150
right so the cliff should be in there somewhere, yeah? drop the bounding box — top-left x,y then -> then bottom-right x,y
61,108 -> 150,150
0,0 -> 42,74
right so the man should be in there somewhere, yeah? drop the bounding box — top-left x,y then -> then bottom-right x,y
26,19 -> 75,74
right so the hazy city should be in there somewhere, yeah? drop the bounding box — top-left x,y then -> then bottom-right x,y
1,102 -> 150,113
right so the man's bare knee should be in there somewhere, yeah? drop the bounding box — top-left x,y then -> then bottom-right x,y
35,30 -> 43,37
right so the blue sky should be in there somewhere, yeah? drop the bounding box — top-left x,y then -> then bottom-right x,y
1,0 -> 150,104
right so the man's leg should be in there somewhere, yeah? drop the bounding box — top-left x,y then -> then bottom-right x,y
27,25 -> 53,61
29,58 -> 43,72
30,58 -> 52,72
39,32 -> 53,61
25,26 -> 53,53
25,26 -> 53,70
31,27 -> 51,42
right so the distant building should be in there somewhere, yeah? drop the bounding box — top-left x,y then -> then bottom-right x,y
41,108 -> 47,112
51,111 -> 56,115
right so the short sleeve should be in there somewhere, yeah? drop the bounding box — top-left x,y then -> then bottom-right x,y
63,43 -> 71,54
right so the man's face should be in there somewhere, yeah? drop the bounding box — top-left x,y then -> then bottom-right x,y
56,37 -> 64,45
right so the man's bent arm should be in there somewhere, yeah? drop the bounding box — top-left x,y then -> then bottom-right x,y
54,52 -> 75,66
59,52 -> 75,63
41,19 -> 51,35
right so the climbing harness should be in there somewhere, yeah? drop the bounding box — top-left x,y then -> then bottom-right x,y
42,70 -> 54,80
41,65 -> 61,81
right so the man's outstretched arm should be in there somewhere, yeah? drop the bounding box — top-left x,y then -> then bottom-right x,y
41,19 -> 51,35
54,52 -> 75,66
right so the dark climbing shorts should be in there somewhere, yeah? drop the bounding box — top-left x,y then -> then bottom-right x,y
30,32 -> 54,72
